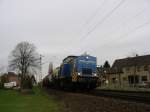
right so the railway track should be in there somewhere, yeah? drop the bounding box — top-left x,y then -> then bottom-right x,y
45,88 -> 150,112
84,89 -> 150,104
45,87 -> 150,104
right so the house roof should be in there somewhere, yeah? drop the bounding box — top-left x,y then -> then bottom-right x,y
105,55 -> 150,74
6,72 -> 18,77
112,55 -> 150,72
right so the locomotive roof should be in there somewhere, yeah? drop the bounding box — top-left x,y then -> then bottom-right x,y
63,55 -> 78,62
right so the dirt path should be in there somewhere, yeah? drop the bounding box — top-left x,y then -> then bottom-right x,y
46,89 -> 150,112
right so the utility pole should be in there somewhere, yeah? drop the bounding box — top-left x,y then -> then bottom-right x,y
39,54 -> 44,88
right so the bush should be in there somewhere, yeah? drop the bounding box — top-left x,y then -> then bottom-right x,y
0,82 -> 3,89
21,75 -> 33,89
0,75 -> 7,89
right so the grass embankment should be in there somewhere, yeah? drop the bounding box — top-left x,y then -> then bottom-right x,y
0,88 -> 60,112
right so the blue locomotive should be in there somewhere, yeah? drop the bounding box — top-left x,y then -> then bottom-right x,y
43,54 -> 98,89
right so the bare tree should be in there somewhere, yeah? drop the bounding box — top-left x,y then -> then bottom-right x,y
9,41 -> 40,88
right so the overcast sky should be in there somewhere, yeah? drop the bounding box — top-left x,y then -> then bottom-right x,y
0,0 -> 150,75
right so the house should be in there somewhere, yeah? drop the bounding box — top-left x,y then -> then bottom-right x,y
0,71 -> 37,88
106,55 -> 150,87
2,72 -> 21,87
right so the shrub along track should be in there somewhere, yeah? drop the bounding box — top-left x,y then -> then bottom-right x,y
45,88 -> 150,112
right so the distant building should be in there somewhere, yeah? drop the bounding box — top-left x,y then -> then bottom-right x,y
3,72 -> 21,87
106,55 -> 150,87
48,62 -> 53,75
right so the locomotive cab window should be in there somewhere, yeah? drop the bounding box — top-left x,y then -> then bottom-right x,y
141,76 -> 147,81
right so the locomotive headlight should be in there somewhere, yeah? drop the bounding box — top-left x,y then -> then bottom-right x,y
78,73 -> 81,76
93,73 -> 97,76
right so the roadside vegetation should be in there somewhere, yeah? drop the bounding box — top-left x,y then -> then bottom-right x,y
0,87 -> 60,112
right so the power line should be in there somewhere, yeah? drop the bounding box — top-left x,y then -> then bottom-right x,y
74,0 -> 106,42
68,0 -> 107,53
93,7 -> 147,43
117,19 -> 150,41
76,0 -> 149,55
83,0 -> 106,27
79,0 -> 125,41
92,19 -> 150,51
73,0 -> 125,53
69,0 -> 123,53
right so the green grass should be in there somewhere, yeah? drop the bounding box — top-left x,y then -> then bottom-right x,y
0,88 -> 60,112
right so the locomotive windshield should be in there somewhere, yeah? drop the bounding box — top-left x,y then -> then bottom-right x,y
75,55 -> 97,75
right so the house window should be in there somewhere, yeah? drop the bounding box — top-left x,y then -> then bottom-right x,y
128,75 -> 139,84
141,76 -> 147,81
137,66 -> 140,72
144,65 -> 148,71
123,77 -> 127,81
126,67 -> 130,72
112,78 -> 116,83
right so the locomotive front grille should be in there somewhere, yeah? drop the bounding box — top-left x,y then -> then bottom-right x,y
82,68 -> 92,75
77,75 -> 98,83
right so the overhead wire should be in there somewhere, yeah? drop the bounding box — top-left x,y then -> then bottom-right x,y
83,0 -> 107,27
79,0 -> 125,41
91,7 -> 148,44
78,0 -> 150,54
75,0 -> 125,53
92,19 -> 150,51
68,0 -> 107,53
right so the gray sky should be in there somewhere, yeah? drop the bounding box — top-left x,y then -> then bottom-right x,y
0,0 -> 150,75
